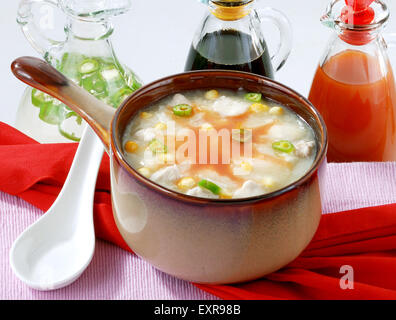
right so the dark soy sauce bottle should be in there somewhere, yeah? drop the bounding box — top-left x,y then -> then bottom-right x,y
185,29 -> 274,78
185,0 -> 292,79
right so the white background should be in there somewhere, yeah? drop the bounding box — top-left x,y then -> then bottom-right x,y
0,0 -> 395,126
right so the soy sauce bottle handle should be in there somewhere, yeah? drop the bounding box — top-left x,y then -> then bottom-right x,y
17,0 -> 65,64
257,7 -> 293,72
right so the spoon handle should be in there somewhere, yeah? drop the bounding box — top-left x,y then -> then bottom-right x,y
61,127 -> 104,214
11,56 -> 115,149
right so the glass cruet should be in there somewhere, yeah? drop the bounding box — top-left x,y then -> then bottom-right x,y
15,0 -> 142,143
185,0 -> 293,79
308,0 -> 396,163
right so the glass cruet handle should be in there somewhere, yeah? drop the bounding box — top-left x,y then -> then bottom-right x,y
17,0 -> 65,62
256,7 -> 293,72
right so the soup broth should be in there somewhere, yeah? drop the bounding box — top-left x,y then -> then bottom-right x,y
122,89 -> 317,199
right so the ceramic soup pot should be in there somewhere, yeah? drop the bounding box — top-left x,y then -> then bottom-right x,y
12,57 -> 327,284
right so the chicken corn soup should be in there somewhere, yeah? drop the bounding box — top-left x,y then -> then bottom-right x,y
122,89 -> 317,199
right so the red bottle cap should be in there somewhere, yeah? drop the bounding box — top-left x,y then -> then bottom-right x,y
341,0 -> 375,25
340,0 -> 375,45
345,0 -> 374,12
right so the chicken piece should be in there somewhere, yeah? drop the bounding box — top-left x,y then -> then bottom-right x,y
150,165 -> 181,187
212,96 -> 250,117
233,180 -> 264,199
295,140 -> 315,158
170,93 -> 191,106
267,123 -> 305,141
186,186 -> 220,199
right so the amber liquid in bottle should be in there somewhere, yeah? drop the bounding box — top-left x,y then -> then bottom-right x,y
184,29 -> 274,79
309,49 -> 396,162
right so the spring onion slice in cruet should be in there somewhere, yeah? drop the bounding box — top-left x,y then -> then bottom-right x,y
78,58 -> 100,74
31,89 -> 50,107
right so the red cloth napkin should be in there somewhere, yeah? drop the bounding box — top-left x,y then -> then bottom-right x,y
1,122 -> 395,300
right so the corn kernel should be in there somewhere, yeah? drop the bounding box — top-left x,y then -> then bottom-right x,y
205,90 -> 219,100
177,177 -> 196,190
269,106 -> 284,116
220,190 -> 233,199
241,161 -> 253,172
138,167 -> 151,177
140,112 -> 153,119
124,141 -> 139,153
155,122 -> 167,130
201,123 -> 214,131
250,103 -> 269,113
261,177 -> 277,189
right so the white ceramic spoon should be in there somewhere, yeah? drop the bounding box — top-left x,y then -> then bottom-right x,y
9,126 -> 104,290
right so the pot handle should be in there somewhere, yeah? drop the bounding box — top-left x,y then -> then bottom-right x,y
11,56 -> 115,150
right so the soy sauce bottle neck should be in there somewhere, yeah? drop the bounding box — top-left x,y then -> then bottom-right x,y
208,0 -> 253,21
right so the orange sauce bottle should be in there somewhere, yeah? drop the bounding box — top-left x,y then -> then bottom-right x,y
308,0 -> 396,162
309,49 -> 396,162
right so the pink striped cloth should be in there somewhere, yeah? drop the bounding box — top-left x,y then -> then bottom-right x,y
1,162 -> 396,300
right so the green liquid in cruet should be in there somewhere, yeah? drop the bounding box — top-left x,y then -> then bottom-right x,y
30,52 -> 142,141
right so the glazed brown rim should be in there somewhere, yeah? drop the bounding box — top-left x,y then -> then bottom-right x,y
110,70 -> 328,205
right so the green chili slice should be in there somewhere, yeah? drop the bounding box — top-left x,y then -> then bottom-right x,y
173,104 -> 192,117
58,114 -> 82,142
31,89 -> 51,107
78,58 -> 100,74
111,87 -> 134,108
38,101 -> 64,125
81,74 -> 108,101
58,129 -> 80,142
93,79 -> 106,93
272,140 -> 295,153
244,93 -> 262,103
198,179 -> 221,195
149,139 -> 168,154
